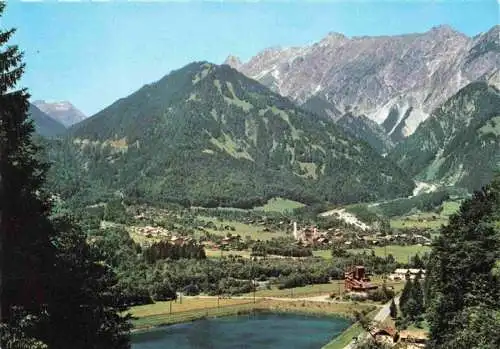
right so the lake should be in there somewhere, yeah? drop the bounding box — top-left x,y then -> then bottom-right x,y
132,312 -> 350,349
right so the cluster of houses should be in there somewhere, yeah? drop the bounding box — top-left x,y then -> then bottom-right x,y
389,268 -> 426,281
199,233 -> 244,250
291,222 -> 432,248
134,225 -> 193,245
342,232 -> 431,248
293,223 -> 331,246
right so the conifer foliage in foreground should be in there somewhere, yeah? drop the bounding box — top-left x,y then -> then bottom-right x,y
0,3 -> 131,348
425,174 -> 500,349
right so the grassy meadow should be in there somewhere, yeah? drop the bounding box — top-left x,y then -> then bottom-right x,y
390,215 -> 448,229
313,245 -> 431,263
130,301 -> 257,330
196,216 -> 289,241
348,245 -> 432,263
389,200 -> 461,229
204,248 -> 252,258
254,197 -> 305,213
129,297 -> 253,319
249,282 -> 340,298
243,278 -> 405,299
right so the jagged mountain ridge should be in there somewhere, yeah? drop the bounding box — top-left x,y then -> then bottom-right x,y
28,103 -> 66,137
48,62 -> 414,207
33,100 -> 87,127
226,25 -> 500,142
390,81 -> 500,191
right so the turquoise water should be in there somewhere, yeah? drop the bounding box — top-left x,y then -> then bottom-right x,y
132,312 -> 350,349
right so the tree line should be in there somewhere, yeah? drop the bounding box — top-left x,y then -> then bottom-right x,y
0,5 -> 130,347
354,174 -> 500,349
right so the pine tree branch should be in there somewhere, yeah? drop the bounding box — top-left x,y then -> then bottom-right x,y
0,45 -> 22,72
0,29 -> 15,47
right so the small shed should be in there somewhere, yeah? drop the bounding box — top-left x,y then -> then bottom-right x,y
398,329 -> 428,346
371,327 -> 397,345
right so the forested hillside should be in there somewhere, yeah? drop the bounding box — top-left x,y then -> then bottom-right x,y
46,62 -> 414,208
301,96 -> 393,154
336,113 -> 394,154
390,82 -> 500,191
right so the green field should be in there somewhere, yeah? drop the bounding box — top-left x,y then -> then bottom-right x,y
248,282 -> 340,298
130,301 -> 257,329
344,198 -> 461,230
314,245 -> 431,263
254,197 -> 305,213
390,200 -> 461,229
390,216 -> 447,229
312,250 -> 333,259
441,200 -> 461,216
244,278 -> 405,299
348,245 -> 431,263
129,297 -> 253,319
204,248 -> 252,258
197,216 -> 289,241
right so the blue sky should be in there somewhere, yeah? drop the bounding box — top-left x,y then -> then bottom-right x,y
2,0 -> 498,116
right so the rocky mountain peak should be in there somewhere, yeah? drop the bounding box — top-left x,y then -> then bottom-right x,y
318,32 -> 347,46
33,100 -> 87,127
223,55 -> 242,69
428,24 -> 465,38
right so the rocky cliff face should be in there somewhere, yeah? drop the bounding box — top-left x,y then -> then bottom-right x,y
33,100 -> 87,127
225,25 -> 500,141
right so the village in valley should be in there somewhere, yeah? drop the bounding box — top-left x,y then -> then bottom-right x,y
129,207 -> 433,250
2,1 -> 498,348
91,198 -> 436,348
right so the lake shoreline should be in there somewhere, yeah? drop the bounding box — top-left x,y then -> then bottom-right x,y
131,311 -> 353,349
130,299 -> 373,334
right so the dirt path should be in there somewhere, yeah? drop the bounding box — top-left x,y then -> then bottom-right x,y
186,294 -> 382,306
